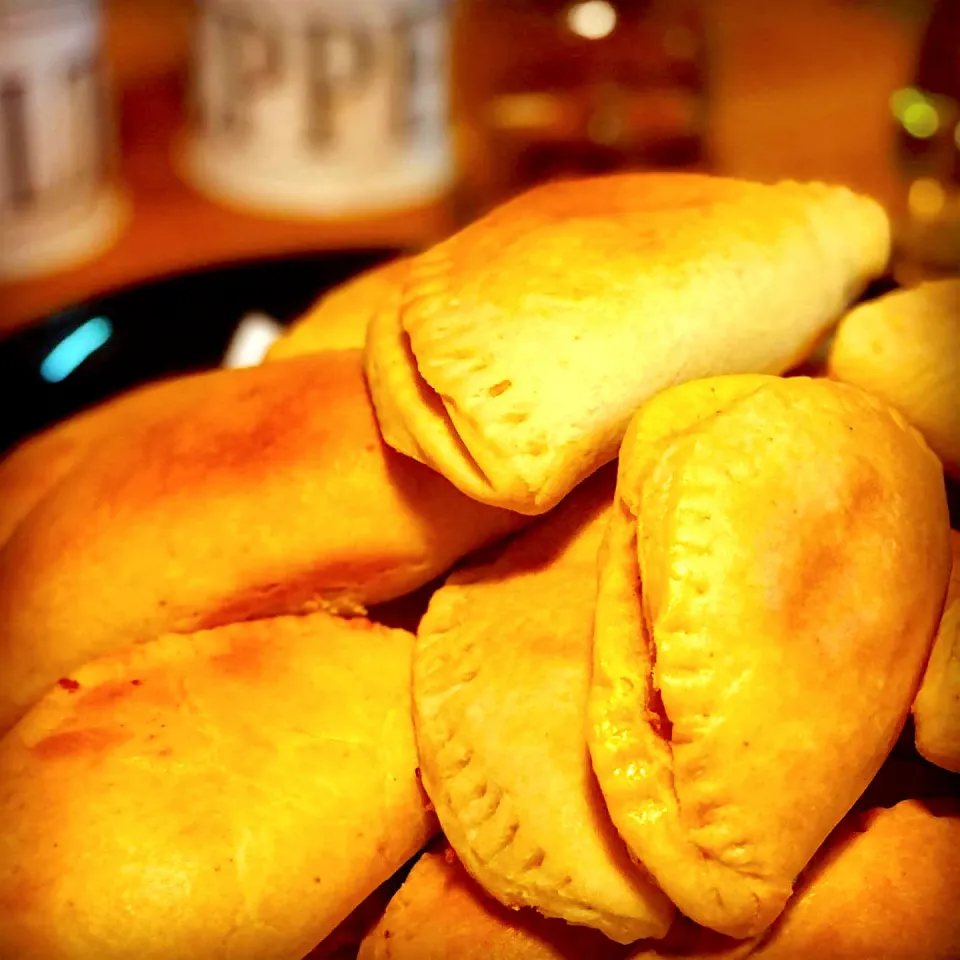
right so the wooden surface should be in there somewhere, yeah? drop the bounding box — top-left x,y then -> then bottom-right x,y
0,0 -> 929,335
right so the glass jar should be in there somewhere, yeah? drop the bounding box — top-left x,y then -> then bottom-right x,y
449,0 -> 710,223
0,0 -> 127,280
182,0 -> 454,219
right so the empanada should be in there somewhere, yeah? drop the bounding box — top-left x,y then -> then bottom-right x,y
413,468 -> 673,942
358,844 -> 631,960
0,350 -> 526,732
828,279 -> 960,477
366,173 -> 889,514
265,258 -> 406,361
913,530 -> 960,772
0,612 -> 436,960
589,376 -> 951,938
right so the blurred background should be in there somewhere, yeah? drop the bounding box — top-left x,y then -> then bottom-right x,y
0,0 -> 953,335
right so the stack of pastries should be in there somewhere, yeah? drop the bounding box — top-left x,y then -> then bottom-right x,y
0,173 -> 957,960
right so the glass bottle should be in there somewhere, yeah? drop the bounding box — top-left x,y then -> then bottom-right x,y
449,0 -> 710,223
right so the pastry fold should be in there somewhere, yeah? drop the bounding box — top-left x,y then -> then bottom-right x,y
828,279 -> 960,477
0,350 -> 525,732
413,468 -> 674,943
0,613 -> 437,960
913,530 -> 960,772
265,259 -> 406,361
588,376 -> 952,938
365,173 -> 890,514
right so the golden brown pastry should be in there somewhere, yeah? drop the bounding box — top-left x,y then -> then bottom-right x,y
0,612 -> 436,960
589,375 -> 952,939
827,279 -> 960,477
913,530 -> 960,772
365,173 -> 890,514
358,844 -> 631,960
265,259 -> 406,362
0,379 -> 175,547
413,468 -> 673,943
731,799 -> 960,960
360,801 -> 960,960
0,350 -> 526,732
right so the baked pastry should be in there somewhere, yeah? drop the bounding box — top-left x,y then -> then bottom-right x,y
0,377 -> 177,547
0,350 -> 526,732
913,530 -> 960,772
827,279 -> 960,477
413,468 -> 674,943
729,799 -> 960,960
589,375 -> 952,938
361,801 -> 960,960
365,173 -> 890,514
358,843 -> 631,960
0,612 -> 436,960
266,259 -> 406,362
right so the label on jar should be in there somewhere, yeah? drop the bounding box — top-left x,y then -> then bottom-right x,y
183,0 -> 452,216
0,0 -> 126,279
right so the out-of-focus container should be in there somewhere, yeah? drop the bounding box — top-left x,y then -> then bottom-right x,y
0,0 -> 127,280
892,0 -> 960,283
450,0 -> 710,223
181,0 -> 453,219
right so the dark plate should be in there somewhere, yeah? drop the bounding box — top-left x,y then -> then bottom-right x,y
0,248 -> 399,455
0,263 -> 956,523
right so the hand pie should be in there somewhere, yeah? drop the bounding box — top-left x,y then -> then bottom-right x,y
413,468 -> 674,943
0,350 -> 526,732
0,613 -> 436,960
589,376 -> 952,938
265,258 -> 406,361
828,279 -> 960,477
358,844 -> 631,960
913,530 -> 960,772
0,377 -> 177,547
734,799 -> 960,960
365,173 -> 889,514
360,801 -> 960,960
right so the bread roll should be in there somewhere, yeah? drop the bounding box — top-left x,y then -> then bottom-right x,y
265,259 -> 406,361
827,279 -> 960,477
413,468 -> 673,943
0,350 -> 526,732
588,376 -> 951,938
0,612 -> 436,960
913,530 -> 960,772
358,844 -> 631,960
365,173 -> 890,514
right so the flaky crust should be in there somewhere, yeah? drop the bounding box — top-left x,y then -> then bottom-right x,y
589,376 -> 951,938
365,173 -> 890,513
0,613 -> 437,960
413,468 -> 673,943
0,351 -> 526,731
828,279 -> 960,477
913,530 -> 960,772
265,259 -> 406,361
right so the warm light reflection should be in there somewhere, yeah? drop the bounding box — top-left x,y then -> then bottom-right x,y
902,100 -> 940,139
40,317 -> 112,383
566,1 -> 617,40
908,177 -> 947,222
